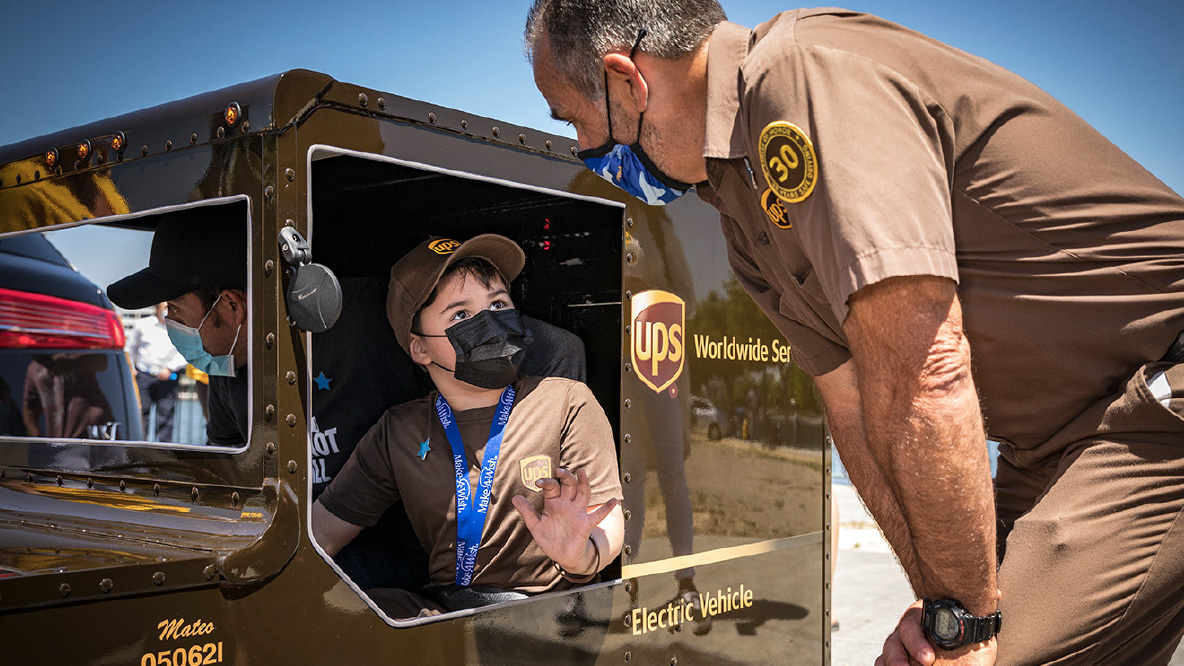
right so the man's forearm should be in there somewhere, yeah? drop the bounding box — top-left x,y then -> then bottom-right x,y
833,432 -> 924,586
846,276 -> 998,616
817,363 -> 923,584
862,364 -> 996,613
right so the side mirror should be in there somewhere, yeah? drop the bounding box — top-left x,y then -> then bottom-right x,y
279,227 -> 342,333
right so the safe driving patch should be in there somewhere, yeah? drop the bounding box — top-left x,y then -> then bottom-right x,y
758,122 -> 817,203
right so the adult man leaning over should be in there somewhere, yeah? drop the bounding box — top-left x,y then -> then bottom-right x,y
527,2 -> 1184,665
109,206 -> 249,446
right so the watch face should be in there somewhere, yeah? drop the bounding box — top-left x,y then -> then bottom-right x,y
934,608 -> 961,641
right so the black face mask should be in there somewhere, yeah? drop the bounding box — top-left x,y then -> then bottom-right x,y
422,309 -> 533,389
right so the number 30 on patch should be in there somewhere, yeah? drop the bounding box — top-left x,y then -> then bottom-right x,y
758,122 -> 818,203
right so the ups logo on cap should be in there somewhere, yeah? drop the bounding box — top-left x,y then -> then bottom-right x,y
428,239 -> 462,255
631,290 -> 685,394
519,455 -> 552,492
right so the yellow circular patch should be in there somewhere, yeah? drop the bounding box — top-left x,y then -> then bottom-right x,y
760,189 -> 791,229
428,238 -> 461,255
758,122 -> 817,203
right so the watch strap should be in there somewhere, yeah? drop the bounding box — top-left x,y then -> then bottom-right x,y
964,610 -> 1002,644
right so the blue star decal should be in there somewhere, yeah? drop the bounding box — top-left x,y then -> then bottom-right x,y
314,372 -> 332,391
417,439 -> 431,460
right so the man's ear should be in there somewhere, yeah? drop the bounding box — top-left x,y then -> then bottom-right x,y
603,53 -> 649,113
214,289 -> 248,328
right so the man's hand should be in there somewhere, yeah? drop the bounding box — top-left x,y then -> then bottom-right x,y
877,601 -> 997,666
511,467 -> 618,574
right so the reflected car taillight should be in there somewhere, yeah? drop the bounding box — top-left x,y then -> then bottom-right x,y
0,287 -> 125,350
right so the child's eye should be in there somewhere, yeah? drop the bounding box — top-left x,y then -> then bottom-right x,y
450,310 -> 469,322
490,300 -> 507,310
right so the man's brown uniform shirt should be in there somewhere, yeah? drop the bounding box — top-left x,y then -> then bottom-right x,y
319,376 -> 622,593
698,9 -> 1184,459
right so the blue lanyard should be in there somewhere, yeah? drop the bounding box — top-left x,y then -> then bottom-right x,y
434,386 -> 516,586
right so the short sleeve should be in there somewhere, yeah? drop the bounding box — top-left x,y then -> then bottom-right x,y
743,42 -> 959,322
557,382 -> 622,507
317,417 -> 402,527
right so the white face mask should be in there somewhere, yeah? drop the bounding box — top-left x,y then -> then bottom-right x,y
164,293 -> 242,377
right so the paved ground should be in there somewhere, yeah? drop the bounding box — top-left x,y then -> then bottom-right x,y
830,484 -> 1184,666
831,484 -> 913,666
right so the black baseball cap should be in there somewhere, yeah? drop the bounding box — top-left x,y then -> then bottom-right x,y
107,205 -> 248,309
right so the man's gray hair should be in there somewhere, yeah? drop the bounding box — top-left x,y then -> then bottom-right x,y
525,0 -> 726,100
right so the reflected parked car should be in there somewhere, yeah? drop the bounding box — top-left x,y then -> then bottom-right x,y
0,232 -> 141,444
689,395 -> 726,441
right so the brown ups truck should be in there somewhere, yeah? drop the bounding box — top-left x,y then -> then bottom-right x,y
0,70 -> 830,665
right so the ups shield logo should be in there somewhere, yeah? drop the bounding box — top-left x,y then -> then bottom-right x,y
519,455 -> 552,492
631,290 -> 685,393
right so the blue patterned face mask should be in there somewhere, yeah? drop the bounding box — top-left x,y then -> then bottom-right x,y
165,293 -> 242,377
579,139 -> 691,206
577,27 -> 692,207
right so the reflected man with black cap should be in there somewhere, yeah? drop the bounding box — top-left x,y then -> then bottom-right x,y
108,206 -> 249,446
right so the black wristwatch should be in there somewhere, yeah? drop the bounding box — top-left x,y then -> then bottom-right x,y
921,598 -> 1002,650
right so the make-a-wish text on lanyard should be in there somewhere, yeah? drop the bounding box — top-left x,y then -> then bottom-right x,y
435,386 -> 516,586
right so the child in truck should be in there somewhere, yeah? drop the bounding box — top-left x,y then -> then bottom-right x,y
312,234 -> 623,618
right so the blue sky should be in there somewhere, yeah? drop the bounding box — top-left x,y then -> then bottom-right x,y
2,1 -> 1181,196
6,1 -> 1179,292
